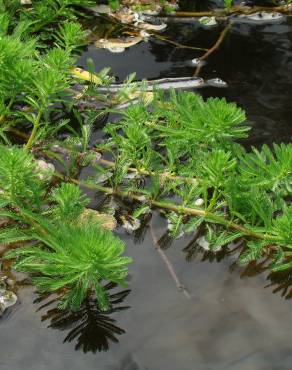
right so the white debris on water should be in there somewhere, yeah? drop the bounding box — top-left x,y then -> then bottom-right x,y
135,20 -> 167,31
236,11 -> 284,23
197,236 -> 210,251
90,4 -> 111,14
206,78 -> 228,88
199,16 -> 218,27
108,47 -> 126,53
35,159 -> 55,181
191,58 -> 206,67
0,278 -> 17,316
122,217 -> 141,233
95,172 -> 113,184
194,198 -> 204,207
140,30 -> 151,39
141,7 -> 162,16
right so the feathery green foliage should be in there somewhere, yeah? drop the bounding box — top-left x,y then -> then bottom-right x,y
0,18 -> 85,149
0,145 -> 44,208
51,183 -> 89,222
0,0 -> 292,315
1,0 -> 94,35
5,213 -> 131,311
0,145 -> 131,310
93,91 -> 292,271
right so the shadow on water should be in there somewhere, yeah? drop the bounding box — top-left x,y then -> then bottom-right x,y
34,283 -> 130,354
2,214 -> 292,369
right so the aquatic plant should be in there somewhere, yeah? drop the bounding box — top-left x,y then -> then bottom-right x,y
0,145 -> 131,310
73,90 -> 292,272
223,0 -> 232,9
108,0 -> 120,11
1,0 -> 94,35
0,20 -> 88,147
1,0 -> 292,318
5,215 -> 131,311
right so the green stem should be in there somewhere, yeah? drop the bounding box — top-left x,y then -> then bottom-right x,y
0,97 -> 15,123
25,110 -> 43,150
56,173 -> 280,243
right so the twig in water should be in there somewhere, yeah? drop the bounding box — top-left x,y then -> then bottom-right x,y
154,34 -> 208,51
173,4 -> 291,17
150,223 -> 191,299
194,22 -> 232,77
98,13 -> 207,52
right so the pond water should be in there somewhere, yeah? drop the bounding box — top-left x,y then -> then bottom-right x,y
1,3 -> 292,370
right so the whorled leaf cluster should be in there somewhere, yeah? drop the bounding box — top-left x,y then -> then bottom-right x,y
0,145 -> 131,311
0,0 -> 291,315
86,90 -> 292,271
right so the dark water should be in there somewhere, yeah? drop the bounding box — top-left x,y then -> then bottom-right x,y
2,7 -> 292,370
79,13 -> 292,147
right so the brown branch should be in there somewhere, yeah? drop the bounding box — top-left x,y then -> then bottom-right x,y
194,22 -> 232,77
173,5 -> 291,17
150,224 -> 191,299
153,34 -> 208,51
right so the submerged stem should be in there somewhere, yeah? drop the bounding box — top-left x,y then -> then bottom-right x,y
57,173 -> 279,244
150,224 -> 191,299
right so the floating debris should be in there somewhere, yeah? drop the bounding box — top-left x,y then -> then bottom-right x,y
191,58 -> 206,67
140,30 -> 151,38
90,152 -> 102,165
150,77 -> 205,90
237,12 -> 283,22
89,4 -> 112,14
115,91 -> 154,109
206,78 -> 228,88
107,46 -> 126,53
194,198 -> 204,207
78,209 -> 117,230
166,2 -> 179,11
95,172 -> 113,184
95,36 -> 143,53
0,277 -> 17,316
135,19 -> 167,31
71,67 -> 102,85
197,236 -> 210,251
35,159 -> 55,181
111,8 -> 136,24
199,16 -> 217,27
96,77 -> 205,93
121,216 -> 141,233
123,172 -> 138,179
141,7 -> 162,16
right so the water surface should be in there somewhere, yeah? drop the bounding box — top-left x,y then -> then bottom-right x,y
1,5 -> 292,370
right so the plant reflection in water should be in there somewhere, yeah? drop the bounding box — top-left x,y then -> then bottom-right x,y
34,283 -> 130,353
